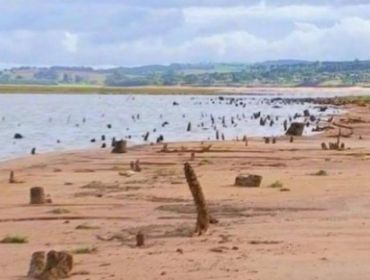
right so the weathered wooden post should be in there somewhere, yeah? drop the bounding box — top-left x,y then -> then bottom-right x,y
9,171 -> 15,183
321,142 -> 328,150
134,160 -> 141,172
136,231 -> 145,247
190,152 -> 195,161
184,162 -> 210,235
187,122 -> 192,132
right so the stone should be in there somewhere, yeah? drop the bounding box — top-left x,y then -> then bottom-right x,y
235,174 -> 262,187
14,133 -> 24,139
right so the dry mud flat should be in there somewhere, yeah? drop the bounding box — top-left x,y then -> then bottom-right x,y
1,105 -> 370,279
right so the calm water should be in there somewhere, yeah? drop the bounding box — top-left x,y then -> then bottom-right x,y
0,93 -> 341,161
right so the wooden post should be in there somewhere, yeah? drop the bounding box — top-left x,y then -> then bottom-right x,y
9,171 -> 15,183
134,160 -> 141,172
184,162 -> 210,235
136,231 -> 145,247
190,152 -> 195,161
336,128 -> 342,148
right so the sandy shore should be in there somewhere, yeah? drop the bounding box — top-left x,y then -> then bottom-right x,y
1,104 -> 370,279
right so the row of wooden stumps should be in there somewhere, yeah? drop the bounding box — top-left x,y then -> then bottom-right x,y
24,140 -> 127,279
25,148 -> 209,280
321,129 -> 346,151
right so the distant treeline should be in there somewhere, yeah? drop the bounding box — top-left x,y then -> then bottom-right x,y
1,60 -> 370,87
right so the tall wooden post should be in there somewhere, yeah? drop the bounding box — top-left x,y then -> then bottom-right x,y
184,162 -> 210,235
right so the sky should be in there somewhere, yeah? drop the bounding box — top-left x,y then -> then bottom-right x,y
1,0 -> 370,67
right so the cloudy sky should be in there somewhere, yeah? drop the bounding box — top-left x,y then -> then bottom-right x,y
1,0 -> 370,67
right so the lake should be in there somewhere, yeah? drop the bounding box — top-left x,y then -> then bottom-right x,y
0,93 -> 341,161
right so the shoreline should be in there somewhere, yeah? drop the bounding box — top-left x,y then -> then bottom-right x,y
1,102 -> 370,279
1,84 -> 370,96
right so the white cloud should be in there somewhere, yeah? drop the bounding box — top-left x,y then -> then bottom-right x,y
62,32 -> 78,53
0,1 -> 370,66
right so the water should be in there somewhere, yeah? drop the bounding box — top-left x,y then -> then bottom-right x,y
0,93 -> 341,161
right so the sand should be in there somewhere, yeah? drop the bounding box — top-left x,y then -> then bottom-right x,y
1,104 -> 370,279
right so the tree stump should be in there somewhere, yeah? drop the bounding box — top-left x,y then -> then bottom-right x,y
286,122 -> 305,136
9,171 -> 15,183
27,251 -> 46,278
14,133 -> 24,139
235,174 -> 262,187
39,250 -> 73,280
243,135 -> 248,146
136,231 -> 145,247
111,137 -> 116,147
184,162 -> 210,235
190,152 -> 195,161
134,160 -> 141,172
187,122 -> 192,132
111,140 -> 127,153
161,143 -> 168,152
30,187 -> 45,205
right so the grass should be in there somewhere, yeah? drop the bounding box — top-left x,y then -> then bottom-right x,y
0,84 -> 219,95
268,181 -> 284,189
198,159 -> 213,166
75,224 -> 101,230
311,170 -> 328,176
72,246 -> 98,254
0,235 -> 28,244
49,208 -> 71,214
